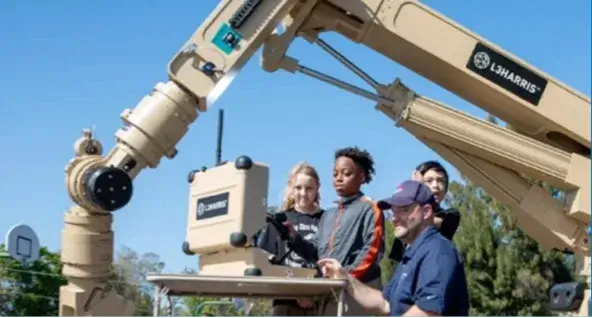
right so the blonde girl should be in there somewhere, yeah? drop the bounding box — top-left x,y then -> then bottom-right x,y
269,162 -> 324,316
280,162 -> 321,213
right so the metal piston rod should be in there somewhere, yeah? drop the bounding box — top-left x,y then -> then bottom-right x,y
295,64 -> 389,104
314,38 -> 381,90
281,38 -> 395,109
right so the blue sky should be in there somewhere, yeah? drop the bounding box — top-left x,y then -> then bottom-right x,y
0,1 -> 589,273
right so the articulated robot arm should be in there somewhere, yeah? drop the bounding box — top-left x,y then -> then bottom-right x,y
59,1 -> 300,315
59,0 -> 590,316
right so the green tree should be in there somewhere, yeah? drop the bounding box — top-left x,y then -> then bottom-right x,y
380,221 -> 397,285
0,245 -> 67,316
247,297 -> 272,316
446,178 -> 501,315
181,295 -> 242,316
447,177 -> 574,316
178,268 -> 272,316
109,245 -> 167,316
442,114 -> 576,315
180,296 -> 272,316
493,184 -> 575,315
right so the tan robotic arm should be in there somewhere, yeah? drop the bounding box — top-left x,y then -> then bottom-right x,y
259,0 -> 590,314
59,0 -> 590,316
60,1 -> 302,315
261,0 -> 590,314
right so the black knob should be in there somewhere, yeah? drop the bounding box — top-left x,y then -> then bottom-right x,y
187,169 -> 199,183
244,267 -> 262,276
85,145 -> 98,155
85,166 -> 133,211
182,241 -> 194,255
230,232 -> 248,248
234,155 -> 253,170
201,62 -> 217,76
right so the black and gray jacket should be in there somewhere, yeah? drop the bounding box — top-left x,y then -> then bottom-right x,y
289,192 -> 386,283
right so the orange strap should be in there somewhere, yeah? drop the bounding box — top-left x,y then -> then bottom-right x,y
349,200 -> 384,279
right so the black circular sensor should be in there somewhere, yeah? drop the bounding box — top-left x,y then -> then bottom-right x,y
234,155 -> 253,170
244,267 -> 262,276
230,232 -> 248,248
181,241 -> 195,255
86,166 -> 133,211
201,62 -> 217,76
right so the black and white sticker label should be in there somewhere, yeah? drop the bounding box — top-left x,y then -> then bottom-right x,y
467,42 -> 548,106
196,192 -> 229,220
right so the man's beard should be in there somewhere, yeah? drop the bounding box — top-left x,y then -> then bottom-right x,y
394,218 -> 423,243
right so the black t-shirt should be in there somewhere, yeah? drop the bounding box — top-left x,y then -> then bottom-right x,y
282,209 -> 323,267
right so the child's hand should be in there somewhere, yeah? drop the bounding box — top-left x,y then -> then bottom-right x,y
281,221 -> 298,238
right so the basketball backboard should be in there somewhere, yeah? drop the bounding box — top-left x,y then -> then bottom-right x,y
5,224 -> 40,264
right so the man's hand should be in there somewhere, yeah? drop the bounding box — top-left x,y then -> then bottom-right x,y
320,259 -> 390,315
317,258 -> 348,279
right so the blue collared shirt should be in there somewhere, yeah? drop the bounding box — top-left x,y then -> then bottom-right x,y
382,226 -> 469,316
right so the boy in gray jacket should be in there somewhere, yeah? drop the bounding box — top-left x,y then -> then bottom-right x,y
287,146 -> 386,316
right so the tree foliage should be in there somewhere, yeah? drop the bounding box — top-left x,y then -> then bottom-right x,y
178,267 -> 272,316
0,245 -> 67,316
179,295 -> 271,316
109,245 -> 167,316
380,221 -> 397,285
447,176 -> 574,316
0,244 -> 172,317
442,115 -> 575,315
